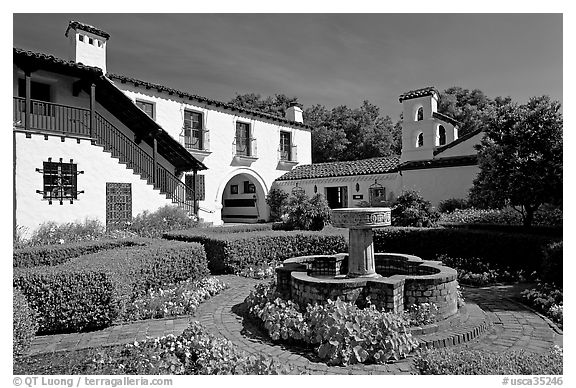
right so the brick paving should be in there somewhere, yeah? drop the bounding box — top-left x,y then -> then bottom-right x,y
25,276 -> 562,374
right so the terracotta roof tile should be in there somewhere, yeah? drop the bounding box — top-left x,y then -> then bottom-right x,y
399,155 -> 478,170
13,48 -> 103,75
398,87 -> 439,102
276,156 -> 400,181
65,20 -> 110,40
107,74 -> 312,130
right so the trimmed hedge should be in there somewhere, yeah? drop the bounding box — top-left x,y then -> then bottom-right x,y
13,288 -> 38,357
165,223 -> 274,237
373,227 -> 560,272
165,230 -> 348,273
541,242 -> 562,286
14,240 -> 208,334
13,239 -> 146,268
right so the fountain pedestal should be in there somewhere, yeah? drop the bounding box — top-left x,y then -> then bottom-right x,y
331,208 -> 391,278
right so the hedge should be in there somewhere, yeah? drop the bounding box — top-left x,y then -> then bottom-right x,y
373,227 -> 560,272
165,223 -> 274,237
164,230 -> 348,273
13,239 -> 146,268
13,240 -> 208,335
541,241 -> 563,286
13,288 -> 38,357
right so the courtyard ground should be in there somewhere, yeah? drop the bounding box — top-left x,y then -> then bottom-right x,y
22,275 -> 562,375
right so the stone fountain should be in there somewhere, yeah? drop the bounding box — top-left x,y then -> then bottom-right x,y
276,207 -> 459,318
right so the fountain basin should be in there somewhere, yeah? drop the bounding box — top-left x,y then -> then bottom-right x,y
276,253 -> 458,318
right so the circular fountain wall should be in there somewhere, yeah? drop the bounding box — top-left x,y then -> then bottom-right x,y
275,208 -> 459,318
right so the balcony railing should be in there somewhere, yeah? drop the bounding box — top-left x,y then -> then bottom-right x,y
233,137 -> 257,158
14,97 -> 197,215
279,144 -> 298,162
181,129 -> 210,152
13,97 -> 91,136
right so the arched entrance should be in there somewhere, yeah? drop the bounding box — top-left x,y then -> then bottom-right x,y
217,169 -> 268,224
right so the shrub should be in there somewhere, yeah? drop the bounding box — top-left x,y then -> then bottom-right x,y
165,230 -> 347,273
415,346 -> 563,375
521,284 -> 563,327
437,198 -> 469,213
392,190 -> 439,227
266,187 -> 289,222
13,239 -> 145,268
84,321 -> 290,375
439,207 -> 563,227
437,254 -> 525,286
165,223 -> 274,237
282,191 -> 331,231
373,227 -> 559,273
245,282 -> 419,366
13,288 -> 38,358
14,240 -> 208,334
541,242 -> 562,286
127,205 -> 197,238
27,218 -> 106,246
121,277 -> 228,322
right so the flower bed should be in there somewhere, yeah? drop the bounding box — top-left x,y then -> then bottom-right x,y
521,284 -> 563,327
13,240 -> 208,334
244,281 -> 418,366
14,321 -> 291,375
121,277 -> 228,322
437,254 -> 528,286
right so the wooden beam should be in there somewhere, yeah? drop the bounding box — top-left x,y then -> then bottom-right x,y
152,137 -> 158,186
193,168 -> 198,216
25,71 -> 31,131
90,83 -> 96,138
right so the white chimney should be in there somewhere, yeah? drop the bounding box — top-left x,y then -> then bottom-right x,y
285,102 -> 303,123
65,21 -> 110,73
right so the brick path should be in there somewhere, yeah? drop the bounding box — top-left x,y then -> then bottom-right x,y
26,276 -> 562,375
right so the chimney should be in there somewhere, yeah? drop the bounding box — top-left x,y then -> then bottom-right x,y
285,102 -> 303,123
65,21 -> 110,73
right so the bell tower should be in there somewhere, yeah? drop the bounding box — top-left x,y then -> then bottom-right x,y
65,21 -> 110,73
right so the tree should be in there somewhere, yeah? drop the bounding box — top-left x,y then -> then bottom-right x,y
469,96 -> 563,226
228,93 -> 299,117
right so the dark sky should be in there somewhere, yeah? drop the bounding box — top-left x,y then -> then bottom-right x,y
13,13 -> 562,120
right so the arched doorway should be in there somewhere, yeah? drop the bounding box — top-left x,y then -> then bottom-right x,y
219,170 -> 268,224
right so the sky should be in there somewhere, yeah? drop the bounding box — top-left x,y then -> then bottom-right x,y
12,13 -> 562,120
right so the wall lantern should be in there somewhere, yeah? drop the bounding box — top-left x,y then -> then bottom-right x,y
355,183 -> 360,192
292,182 -> 305,195
314,185 -> 318,193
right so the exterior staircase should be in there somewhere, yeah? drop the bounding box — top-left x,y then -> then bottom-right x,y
14,97 -> 197,215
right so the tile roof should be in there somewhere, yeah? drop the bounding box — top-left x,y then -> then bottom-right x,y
107,74 -> 312,131
65,20 -> 110,40
276,156 -> 400,181
398,87 -> 439,102
13,48 -> 103,75
399,155 -> 478,171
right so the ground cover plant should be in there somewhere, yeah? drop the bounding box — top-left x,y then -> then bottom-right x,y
244,281 -> 418,366
437,254 -> 527,286
14,321 -> 292,375
13,240 -> 208,334
414,345 -> 563,375
121,277 -> 228,322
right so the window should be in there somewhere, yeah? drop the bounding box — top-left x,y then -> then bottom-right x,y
184,111 -> 203,150
135,100 -> 155,119
438,125 -> 447,146
38,160 -> 80,204
280,131 -> 292,161
79,34 -> 84,42
18,79 -> 53,116
417,133 -> 424,147
416,107 -> 424,121
18,79 -> 51,102
236,122 -> 251,156
185,174 -> 205,201
244,180 -> 256,194
89,37 -> 94,45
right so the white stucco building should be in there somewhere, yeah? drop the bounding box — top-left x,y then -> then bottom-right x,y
13,21 -> 311,234
274,87 -> 482,207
